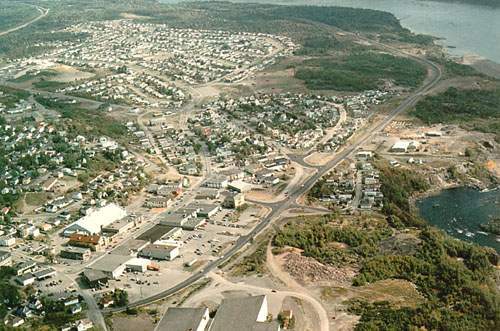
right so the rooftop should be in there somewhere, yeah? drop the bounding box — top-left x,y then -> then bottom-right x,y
157,307 -> 208,331
88,254 -> 131,273
210,295 -> 278,331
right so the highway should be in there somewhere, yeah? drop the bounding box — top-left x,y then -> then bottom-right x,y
106,40 -> 442,314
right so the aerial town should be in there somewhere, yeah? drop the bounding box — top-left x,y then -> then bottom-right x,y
0,1 -> 498,331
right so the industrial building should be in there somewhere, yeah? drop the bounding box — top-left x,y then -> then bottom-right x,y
86,254 -> 131,279
390,140 -> 420,153
138,244 -> 179,261
125,257 -> 151,272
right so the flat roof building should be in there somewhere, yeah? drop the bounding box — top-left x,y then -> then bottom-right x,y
101,217 -> 135,236
0,250 -> 12,267
125,258 -> 151,273
33,268 -> 57,280
87,254 -> 131,279
138,244 -> 179,261
60,246 -> 92,261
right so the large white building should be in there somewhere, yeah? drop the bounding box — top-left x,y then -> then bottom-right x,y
63,204 -> 127,237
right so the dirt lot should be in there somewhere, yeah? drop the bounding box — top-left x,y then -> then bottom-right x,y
50,64 -> 95,82
111,313 -> 156,331
304,152 -> 335,166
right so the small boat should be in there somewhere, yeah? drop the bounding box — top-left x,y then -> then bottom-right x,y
465,232 -> 475,237
476,231 -> 489,235
456,229 -> 463,234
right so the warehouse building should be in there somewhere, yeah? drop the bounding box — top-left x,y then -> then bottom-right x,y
86,254 -> 131,279
63,204 -> 127,237
125,258 -> 151,272
138,244 -> 179,261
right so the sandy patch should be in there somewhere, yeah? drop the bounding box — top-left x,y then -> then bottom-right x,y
304,152 -> 335,166
121,12 -> 152,20
246,189 -> 275,202
50,64 -> 95,82
111,314 -> 155,331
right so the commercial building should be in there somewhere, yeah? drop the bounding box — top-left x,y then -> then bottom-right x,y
60,246 -> 92,261
203,175 -> 228,189
138,244 -> 179,261
210,295 -> 279,331
160,213 -> 192,228
101,216 -> 135,236
33,268 -> 57,280
82,269 -> 109,288
63,203 -> 127,237
68,234 -> 106,251
15,273 -> 36,286
0,235 -> 16,247
227,180 -> 253,193
0,250 -> 12,267
195,203 -> 221,219
86,254 -> 130,279
125,258 -> 151,272
14,261 -> 37,276
223,193 -> 246,209
157,307 -> 209,331
195,188 -> 221,200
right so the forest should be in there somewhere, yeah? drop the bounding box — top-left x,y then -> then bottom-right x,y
413,87 -> 500,141
275,163 -> 499,330
295,52 -> 427,91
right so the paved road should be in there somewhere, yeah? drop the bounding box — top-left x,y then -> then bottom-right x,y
105,39 -> 442,314
0,5 -> 49,37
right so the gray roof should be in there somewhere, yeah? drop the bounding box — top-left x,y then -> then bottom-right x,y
83,268 -> 108,282
33,268 -> 56,278
88,254 -> 130,273
138,244 -> 177,259
157,307 -> 208,331
210,295 -> 277,331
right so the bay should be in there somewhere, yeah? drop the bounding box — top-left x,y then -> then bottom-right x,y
416,187 -> 500,251
225,0 -> 500,63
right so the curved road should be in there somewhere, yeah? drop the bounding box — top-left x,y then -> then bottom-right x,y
0,5 -> 49,37
105,38 -> 442,315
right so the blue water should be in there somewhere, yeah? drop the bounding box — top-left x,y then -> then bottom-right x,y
416,187 -> 500,251
222,0 -> 500,64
